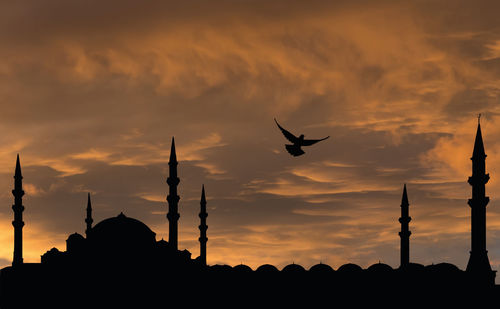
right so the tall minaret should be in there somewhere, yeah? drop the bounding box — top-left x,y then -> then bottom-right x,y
398,184 -> 411,268
12,154 -> 25,267
85,193 -> 93,237
199,185 -> 208,266
167,137 -> 180,251
466,116 -> 495,284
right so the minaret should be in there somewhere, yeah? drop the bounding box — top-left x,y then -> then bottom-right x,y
199,185 -> 208,266
167,137 -> 180,251
12,154 -> 25,267
466,116 -> 495,284
85,193 -> 93,237
398,184 -> 411,268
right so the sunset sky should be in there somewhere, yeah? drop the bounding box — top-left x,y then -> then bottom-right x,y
1,0 -> 500,280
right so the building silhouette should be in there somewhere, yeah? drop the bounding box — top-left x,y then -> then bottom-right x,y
0,124 -> 499,307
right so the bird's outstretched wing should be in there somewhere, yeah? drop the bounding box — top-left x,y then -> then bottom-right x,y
274,118 -> 299,143
302,136 -> 330,146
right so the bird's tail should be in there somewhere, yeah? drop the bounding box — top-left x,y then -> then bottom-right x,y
285,144 -> 305,157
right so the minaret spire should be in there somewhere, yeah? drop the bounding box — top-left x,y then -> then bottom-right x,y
466,118 -> 495,285
85,193 -> 93,237
398,184 -> 411,268
12,154 -> 25,267
199,185 -> 208,266
167,137 -> 180,251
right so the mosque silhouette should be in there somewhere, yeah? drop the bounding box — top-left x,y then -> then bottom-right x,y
0,122 -> 499,307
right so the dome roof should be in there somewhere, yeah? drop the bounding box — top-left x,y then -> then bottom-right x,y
337,263 -> 363,274
67,232 -> 85,242
367,263 -> 393,273
282,263 -> 306,273
399,262 -> 425,272
233,264 -> 253,273
210,264 -> 233,272
256,264 -> 279,273
425,263 -> 461,273
47,247 -> 61,254
309,263 -> 334,273
66,232 -> 86,252
88,212 -> 156,250
157,238 -> 169,247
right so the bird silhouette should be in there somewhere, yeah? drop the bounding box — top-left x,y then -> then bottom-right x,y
274,118 -> 329,157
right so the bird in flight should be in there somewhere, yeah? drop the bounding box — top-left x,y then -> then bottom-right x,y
274,118 -> 329,157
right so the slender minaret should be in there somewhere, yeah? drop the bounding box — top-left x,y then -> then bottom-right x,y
12,154 -> 25,267
199,185 -> 208,266
167,137 -> 180,251
398,184 -> 411,268
466,116 -> 495,284
85,193 -> 93,237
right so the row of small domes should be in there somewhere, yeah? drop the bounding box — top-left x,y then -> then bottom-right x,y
210,262 -> 461,274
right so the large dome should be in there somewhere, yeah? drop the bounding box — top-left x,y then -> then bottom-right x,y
88,212 -> 156,253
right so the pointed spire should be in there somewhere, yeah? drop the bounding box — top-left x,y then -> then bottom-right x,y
169,136 -> 177,164
12,154 -> 25,267
472,117 -> 486,159
466,116 -> 494,284
87,192 -> 91,210
401,183 -> 409,206
199,184 -> 208,266
167,136 -> 180,250
85,193 -> 93,237
15,153 -> 22,179
399,183 -> 411,268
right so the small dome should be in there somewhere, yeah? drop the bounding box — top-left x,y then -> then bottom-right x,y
426,262 -> 461,273
367,263 -> 393,273
233,264 -> 253,273
47,247 -> 61,254
157,238 -> 169,247
41,247 -> 64,264
256,264 -> 279,273
282,263 -> 306,273
309,263 -> 334,273
67,233 -> 85,242
66,232 -> 86,253
399,262 -> 425,272
337,263 -> 363,274
210,264 -> 233,272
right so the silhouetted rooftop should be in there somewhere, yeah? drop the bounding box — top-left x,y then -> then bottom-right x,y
256,264 -> 279,273
282,263 -> 306,273
400,262 -> 425,272
210,264 -> 233,272
426,263 -> 461,273
157,238 -> 168,246
337,263 -> 363,274
233,264 -> 253,273
89,212 -> 156,248
367,263 -> 393,273
309,263 -> 334,273
67,233 -> 85,242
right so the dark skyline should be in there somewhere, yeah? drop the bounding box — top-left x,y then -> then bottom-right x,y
1,130 -> 495,308
0,1 -> 500,282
